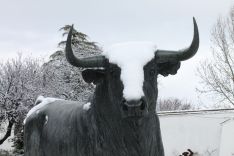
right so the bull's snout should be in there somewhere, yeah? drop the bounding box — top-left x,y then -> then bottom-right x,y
122,99 -> 146,110
121,98 -> 148,118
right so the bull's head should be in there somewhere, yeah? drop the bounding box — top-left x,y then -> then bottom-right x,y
65,18 -> 199,118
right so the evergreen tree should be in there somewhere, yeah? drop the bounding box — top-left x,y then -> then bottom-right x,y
42,25 -> 102,102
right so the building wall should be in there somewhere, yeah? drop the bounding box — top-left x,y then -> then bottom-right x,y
158,109 -> 234,156
219,119 -> 234,156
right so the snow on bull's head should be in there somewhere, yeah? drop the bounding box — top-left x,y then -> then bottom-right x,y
65,18 -> 199,118
104,42 -> 157,101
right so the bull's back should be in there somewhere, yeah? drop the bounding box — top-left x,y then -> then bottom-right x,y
24,100 -> 87,156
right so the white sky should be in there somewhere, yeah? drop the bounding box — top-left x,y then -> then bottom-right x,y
0,0 -> 233,107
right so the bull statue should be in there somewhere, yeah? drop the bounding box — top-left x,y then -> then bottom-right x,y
24,18 -> 199,156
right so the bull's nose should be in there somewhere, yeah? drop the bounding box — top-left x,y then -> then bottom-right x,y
122,98 -> 147,112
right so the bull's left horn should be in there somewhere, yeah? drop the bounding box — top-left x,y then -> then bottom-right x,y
156,17 -> 199,63
65,25 -> 106,68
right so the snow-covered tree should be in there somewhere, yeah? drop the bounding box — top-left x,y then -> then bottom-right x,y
42,25 -> 101,102
0,54 -> 44,146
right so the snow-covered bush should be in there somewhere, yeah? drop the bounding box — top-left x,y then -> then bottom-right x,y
0,54 -> 44,151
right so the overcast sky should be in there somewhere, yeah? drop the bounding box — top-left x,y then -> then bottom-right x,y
0,0 -> 233,107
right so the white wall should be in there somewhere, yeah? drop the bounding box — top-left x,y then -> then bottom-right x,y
158,109 -> 234,156
219,119 -> 234,156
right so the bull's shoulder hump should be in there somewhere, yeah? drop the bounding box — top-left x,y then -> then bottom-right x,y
24,98 -> 84,124
50,99 -> 83,105
42,100 -> 90,114
47,100 -> 84,109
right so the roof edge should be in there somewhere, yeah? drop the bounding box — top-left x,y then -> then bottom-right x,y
157,108 -> 234,116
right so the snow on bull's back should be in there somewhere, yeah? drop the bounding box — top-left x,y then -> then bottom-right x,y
23,96 -> 61,124
104,42 -> 157,100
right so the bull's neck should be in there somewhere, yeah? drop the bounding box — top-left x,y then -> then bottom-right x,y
86,83 -> 164,156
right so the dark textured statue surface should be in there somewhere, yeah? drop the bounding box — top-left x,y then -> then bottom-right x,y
24,18 -> 199,156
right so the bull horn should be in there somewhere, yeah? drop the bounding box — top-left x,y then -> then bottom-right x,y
65,25 -> 106,68
156,17 -> 199,63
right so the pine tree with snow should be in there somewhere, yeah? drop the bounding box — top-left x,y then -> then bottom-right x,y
42,25 -> 102,102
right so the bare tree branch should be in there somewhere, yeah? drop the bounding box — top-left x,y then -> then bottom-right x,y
157,98 -> 192,111
197,6 -> 234,107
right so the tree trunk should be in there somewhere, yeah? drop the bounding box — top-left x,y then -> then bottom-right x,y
0,120 -> 14,144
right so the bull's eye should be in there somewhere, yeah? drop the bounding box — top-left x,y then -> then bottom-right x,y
110,70 -> 119,78
149,69 -> 155,76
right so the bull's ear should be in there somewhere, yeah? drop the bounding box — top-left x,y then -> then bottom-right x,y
158,61 -> 181,77
82,69 -> 105,84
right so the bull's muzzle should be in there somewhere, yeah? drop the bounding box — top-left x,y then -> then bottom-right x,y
121,98 -> 148,118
